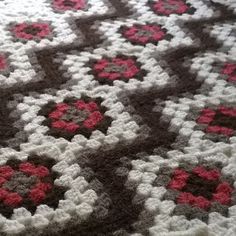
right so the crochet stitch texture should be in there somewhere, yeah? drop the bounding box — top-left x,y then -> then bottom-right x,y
0,0 -> 236,235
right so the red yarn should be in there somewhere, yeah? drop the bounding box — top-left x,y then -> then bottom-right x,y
53,0 -> 86,11
52,120 -> 67,129
168,179 -> 186,190
198,105 -> 236,137
168,169 -> 189,190
216,182 -> 233,194
123,24 -> 166,45
0,189 -> 9,200
94,57 -> 140,81
13,23 -> 51,40
173,169 -> 189,180
74,100 -> 87,110
177,192 -> 211,209
212,182 -> 233,205
0,177 -> 6,186
35,182 -> 52,192
89,111 -> 103,122
152,0 -> 190,16
206,126 -> 233,136
29,189 -> 46,204
201,108 -> 216,116
228,75 -> 236,82
197,116 -> 214,124
86,102 -> 98,111
4,193 -> 22,207
219,106 -> 236,117
222,63 -> 236,75
19,162 -> 36,175
0,56 -> 7,70
212,192 -> 231,205
49,110 -> 64,119
56,103 -> 69,111
0,166 -> 14,179
65,122 -> 80,132
34,166 -> 50,177
193,166 -> 220,181
83,118 -> 97,129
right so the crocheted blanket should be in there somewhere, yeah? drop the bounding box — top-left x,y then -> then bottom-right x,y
0,0 -> 236,235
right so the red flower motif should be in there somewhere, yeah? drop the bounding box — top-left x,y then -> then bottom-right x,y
167,166 -> 234,210
12,22 -> 51,40
53,0 -> 86,11
0,55 -> 7,72
93,57 -> 140,82
122,24 -> 167,45
197,106 -> 236,137
0,162 -> 52,207
48,99 -> 104,133
151,0 -> 192,16
222,63 -> 236,82
39,96 -> 113,140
